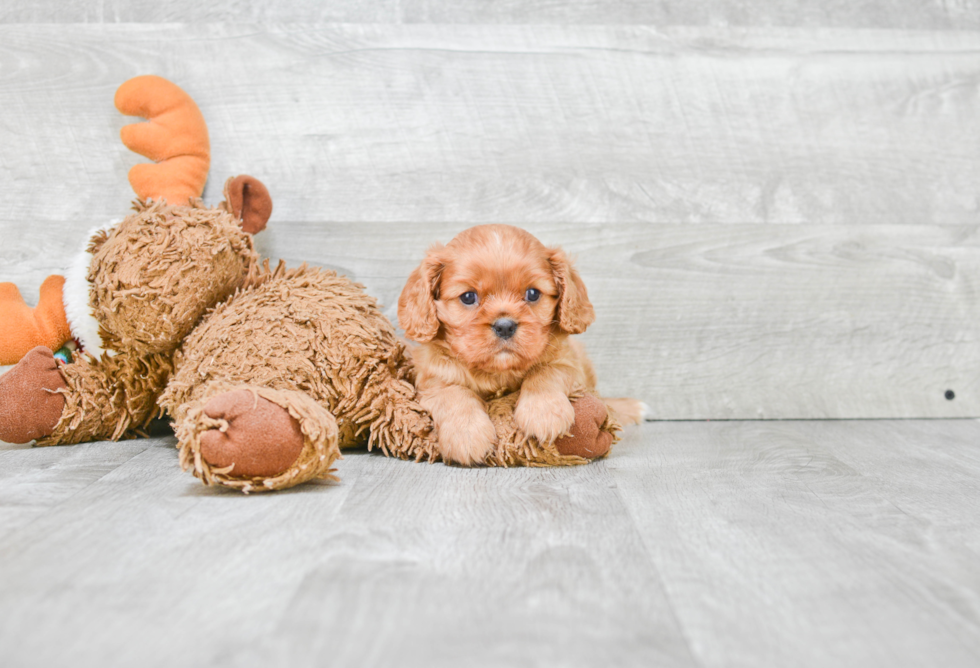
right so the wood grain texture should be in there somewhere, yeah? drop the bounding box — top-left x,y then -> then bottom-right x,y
1,1 -> 978,29
804,420 -> 980,550
0,434 -> 694,668
3,221 -> 978,419
257,221 -> 980,419
399,0 -> 980,28
0,438 -> 150,541
0,25 -> 976,228
0,24 -> 978,420
611,420 -> 980,667
3,420 -> 980,666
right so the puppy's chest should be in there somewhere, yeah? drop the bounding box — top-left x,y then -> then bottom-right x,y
469,370 -> 527,400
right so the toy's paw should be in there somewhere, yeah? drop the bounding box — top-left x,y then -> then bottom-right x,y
436,408 -> 496,466
514,390 -> 576,445
198,390 -> 305,478
0,346 -> 67,444
555,395 -> 613,459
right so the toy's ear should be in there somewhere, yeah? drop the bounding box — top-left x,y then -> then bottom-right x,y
223,175 -> 272,234
115,75 -> 210,205
549,248 -> 595,335
398,245 -> 444,343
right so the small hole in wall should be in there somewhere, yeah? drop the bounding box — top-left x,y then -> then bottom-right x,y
945,390 -> 956,401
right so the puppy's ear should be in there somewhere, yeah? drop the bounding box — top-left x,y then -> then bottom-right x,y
398,245 -> 444,342
549,248 -> 595,335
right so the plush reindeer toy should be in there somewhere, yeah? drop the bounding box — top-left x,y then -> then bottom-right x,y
0,76 -> 438,492
0,76 -> 271,446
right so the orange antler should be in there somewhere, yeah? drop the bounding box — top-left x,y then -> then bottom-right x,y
114,75 -> 210,204
0,276 -> 72,365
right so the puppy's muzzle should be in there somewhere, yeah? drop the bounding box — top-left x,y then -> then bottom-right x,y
492,318 -> 518,340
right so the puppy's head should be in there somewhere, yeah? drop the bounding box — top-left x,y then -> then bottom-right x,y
398,224 -> 595,373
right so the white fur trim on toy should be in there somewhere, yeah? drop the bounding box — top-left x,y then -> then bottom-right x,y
63,220 -> 120,359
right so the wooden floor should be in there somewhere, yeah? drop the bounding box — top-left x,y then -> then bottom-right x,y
1,419 -> 979,667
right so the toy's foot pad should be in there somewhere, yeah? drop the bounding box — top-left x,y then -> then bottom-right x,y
554,395 -> 613,459
199,390 -> 305,477
0,346 -> 67,444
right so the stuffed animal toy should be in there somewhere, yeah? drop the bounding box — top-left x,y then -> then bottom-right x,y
0,76 -> 621,492
0,75 -> 271,448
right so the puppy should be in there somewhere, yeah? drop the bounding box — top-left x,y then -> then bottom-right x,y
398,224 -> 644,466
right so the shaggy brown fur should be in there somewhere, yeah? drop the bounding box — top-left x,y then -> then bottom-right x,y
89,199 -> 259,356
159,261 -> 439,491
37,197 -> 259,446
158,261 -> 621,491
40,348 -> 174,445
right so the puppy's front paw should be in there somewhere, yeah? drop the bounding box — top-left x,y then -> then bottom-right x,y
515,391 -> 576,444
437,409 -> 496,466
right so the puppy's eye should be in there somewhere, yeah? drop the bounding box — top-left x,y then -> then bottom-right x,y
460,291 -> 478,306
525,288 -> 541,303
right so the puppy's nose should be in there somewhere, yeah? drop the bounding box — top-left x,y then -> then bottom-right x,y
492,318 -> 518,340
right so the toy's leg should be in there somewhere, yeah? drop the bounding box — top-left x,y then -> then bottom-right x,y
0,345 -> 164,446
485,392 -> 621,466
348,371 -> 437,462
196,390 -> 306,477
554,395 -> 615,458
36,350 -> 172,446
0,347 -> 67,443
172,384 -> 342,492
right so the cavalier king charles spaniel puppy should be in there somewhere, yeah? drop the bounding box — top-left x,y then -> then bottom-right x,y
398,224 -> 644,466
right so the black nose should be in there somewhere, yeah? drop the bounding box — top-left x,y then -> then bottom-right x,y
492,318 -> 518,339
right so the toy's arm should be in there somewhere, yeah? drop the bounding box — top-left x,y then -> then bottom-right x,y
0,275 -> 72,365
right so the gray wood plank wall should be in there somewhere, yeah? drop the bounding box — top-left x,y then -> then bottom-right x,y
2,1 -> 978,29
1,21 -> 978,419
